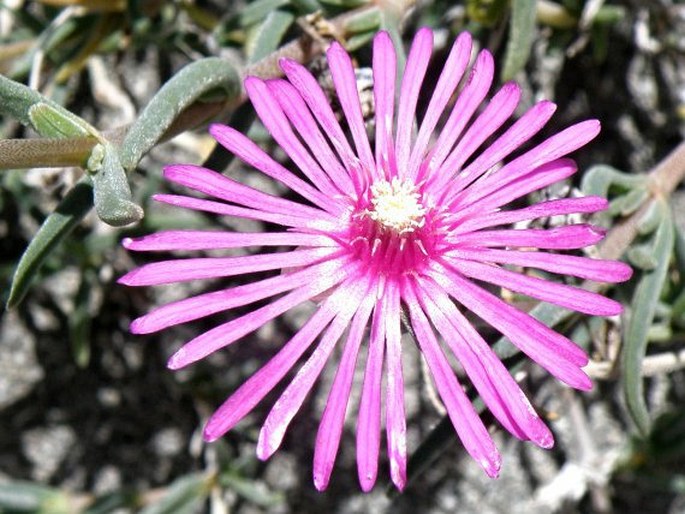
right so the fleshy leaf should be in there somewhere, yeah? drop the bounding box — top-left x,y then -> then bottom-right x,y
139,473 -> 213,514
7,178 -> 93,308
623,200 -> 674,436
246,10 -> 295,64
91,143 -> 143,226
118,57 -> 241,172
501,0 -> 537,81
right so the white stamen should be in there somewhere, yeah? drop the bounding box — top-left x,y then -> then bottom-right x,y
367,178 -> 426,234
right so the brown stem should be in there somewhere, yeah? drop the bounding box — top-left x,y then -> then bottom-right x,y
0,137 -> 96,169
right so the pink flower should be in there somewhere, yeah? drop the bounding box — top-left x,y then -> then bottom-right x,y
120,29 -> 632,491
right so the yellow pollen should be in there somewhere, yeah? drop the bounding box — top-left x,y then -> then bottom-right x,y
367,178 -> 426,234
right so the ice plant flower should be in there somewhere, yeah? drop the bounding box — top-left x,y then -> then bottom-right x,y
120,28 -> 632,491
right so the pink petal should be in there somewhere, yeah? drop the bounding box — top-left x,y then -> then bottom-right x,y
313,289 -> 375,491
167,263 -> 355,369
455,196 -> 609,233
356,279 -> 386,492
457,119 -> 601,204
244,77 -> 342,201
119,247 -> 338,286
122,230 -> 335,252
327,42 -> 376,178
372,31 -> 396,177
429,263 -> 592,389
452,158 -> 579,220
395,28 -> 433,177
164,163 -> 333,222
445,100 -> 557,197
417,276 -> 554,447
432,82 -> 521,192
404,279 -> 501,478
445,246 -> 633,283
452,225 -> 606,250
407,32 -> 472,180
279,58 -> 364,188
209,123 -> 340,213
152,194 -> 325,229
203,283 -> 356,442
448,258 -> 624,316
257,275 -> 370,460
268,79 -> 356,196
129,256 -> 348,334
383,280 -> 407,490
421,50 -> 494,183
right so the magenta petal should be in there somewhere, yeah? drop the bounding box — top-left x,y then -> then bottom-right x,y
417,277 -> 554,447
167,264 -> 354,369
356,280 -> 386,492
461,119 -> 601,204
163,163 -> 333,222
449,258 -> 624,316
268,79 -> 356,196
244,78 -> 344,202
432,82 -> 521,192
327,42 -> 376,177
395,27 -> 433,177
407,31 -> 472,179
313,290 -> 375,491
453,158 -> 579,217
455,196 -> 609,233
404,279 -> 502,478
422,49 -> 494,182
129,256 -> 348,334
430,263 -> 592,389
453,225 -> 606,250
372,31 -> 396,177
122,230 -> 334,252
257,276 -> 369,460
118,247 -> 338,286
202,286 -> 354,442
152,194 -> 324,229
445,100 -> 557,197
383,281 -> 407,490
278,58 -> 363,185
446,246 -> 633,283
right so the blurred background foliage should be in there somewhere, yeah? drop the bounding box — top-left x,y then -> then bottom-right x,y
0,0 -> 684,513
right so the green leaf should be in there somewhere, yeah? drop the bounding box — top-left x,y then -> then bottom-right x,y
637,200 -> 661,235
7,177 -> 93,309
91,143 -> 143,226
239,0 -> 290,27
580,164 -> 647,198
501,0 -> 537,81
28,103 -> 96,138
623,200 -> 674,436
0,481 -> 68,513
246,10 -> 295,64
220,473 -> 285,507
627,243 -> 658,271
608,188 -> 650,217
139,473 -> 213,514
118,57 -> 241,172
0,74 -> 100,138
82,491 -> 137,514
342,6 -> 381,34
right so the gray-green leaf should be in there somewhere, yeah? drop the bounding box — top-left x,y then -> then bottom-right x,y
7,177 -> 94,309
622,200 -> 674,436
501,0 -> 537,81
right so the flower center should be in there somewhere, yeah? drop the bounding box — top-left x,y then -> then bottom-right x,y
366,178 -> 426,235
